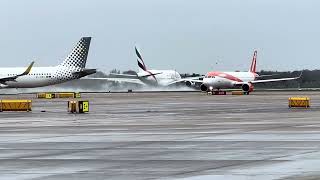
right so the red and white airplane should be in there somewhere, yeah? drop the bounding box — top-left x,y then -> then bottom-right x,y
200,51 -> 301,94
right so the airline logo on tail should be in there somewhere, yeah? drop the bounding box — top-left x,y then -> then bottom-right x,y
135,46 -> 159,83
250,50 -> 257,73
135,46 -> 147,71
59,37 -> 91,69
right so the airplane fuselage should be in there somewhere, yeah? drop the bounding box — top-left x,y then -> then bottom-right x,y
0,66 -> 92,88
137,69 -> 182,86
202,71 -> 257,90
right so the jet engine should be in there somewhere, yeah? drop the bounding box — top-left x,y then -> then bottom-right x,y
186,81 -> 195,87
0,84 -> 9,88
200,84 -> 208,91
241,83 -> 254,92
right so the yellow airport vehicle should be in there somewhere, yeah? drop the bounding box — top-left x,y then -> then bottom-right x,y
37,93 -> 46,99
231,91 -> 245,95
37,92 -> 81,99
288,97 -> 310,108
56,92 -> 76,98
37,93 -> 54,99
68,100 -> 89,113
0,100 -> 32,112
46,93 -> 54,99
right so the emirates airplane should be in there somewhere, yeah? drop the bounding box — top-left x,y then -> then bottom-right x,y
200,51 -> 301,94
0,37 -> 96,88
94,46 -> 200,87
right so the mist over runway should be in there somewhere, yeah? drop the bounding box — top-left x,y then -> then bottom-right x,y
0,79 -> 197,94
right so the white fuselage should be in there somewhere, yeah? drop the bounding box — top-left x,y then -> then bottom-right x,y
202,71 -> 257,90
137,70 -> 182,86
0,66 -> 85,88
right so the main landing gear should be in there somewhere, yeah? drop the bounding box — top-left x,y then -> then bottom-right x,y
207,89 -> 250,95
207,89 -> 227,95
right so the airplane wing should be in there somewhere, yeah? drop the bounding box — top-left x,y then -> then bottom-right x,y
109,73 -> 163,78
234,72 -> 302,85
166,77 -> 204,86
109,73 -> 138,78
72,68 -> 97,77
256,74 -> 279,78
85,77 -> 147,85
250,77 -> 300,84
140,72 -> 163,78
0,61 -> 34,84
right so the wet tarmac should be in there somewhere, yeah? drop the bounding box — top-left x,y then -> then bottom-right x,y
0,91 -> 320,180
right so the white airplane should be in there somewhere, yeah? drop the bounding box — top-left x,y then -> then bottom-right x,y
200,50 -> 301,94
94,46 -> 200,87
0,37 -> 96,88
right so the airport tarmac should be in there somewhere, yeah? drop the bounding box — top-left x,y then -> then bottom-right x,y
1,91 -> 320,180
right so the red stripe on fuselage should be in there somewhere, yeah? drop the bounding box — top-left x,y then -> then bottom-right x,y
206,72 -> 243,82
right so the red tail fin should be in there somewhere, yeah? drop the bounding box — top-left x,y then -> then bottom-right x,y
249,50 -> 257,73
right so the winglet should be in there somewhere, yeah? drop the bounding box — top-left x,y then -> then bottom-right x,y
19,61 -> 35,76
291,71 -> 303,80
298,71 -> 303,79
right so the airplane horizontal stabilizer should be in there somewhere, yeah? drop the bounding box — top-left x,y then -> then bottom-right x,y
140,72 -> 163,78
72,68 -> 97,76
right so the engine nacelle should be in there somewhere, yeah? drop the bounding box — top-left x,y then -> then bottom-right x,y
241,83 -> 254,92
0,84 -> 9,88
185,81 -> 195,87
200,84 -> 208,91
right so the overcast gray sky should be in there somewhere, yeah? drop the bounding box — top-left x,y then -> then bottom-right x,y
0,0 -> 319,73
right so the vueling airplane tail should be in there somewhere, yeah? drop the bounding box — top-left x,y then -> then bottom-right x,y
59,37 -> 91,68
249,50 -> 257,73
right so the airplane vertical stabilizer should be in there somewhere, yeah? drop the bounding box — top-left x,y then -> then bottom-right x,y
249,50 -> 257,73
59,37 -> 91,69
135,46 -> 148,72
